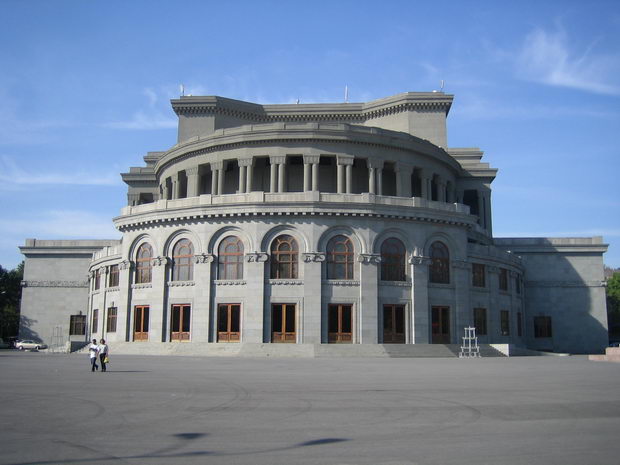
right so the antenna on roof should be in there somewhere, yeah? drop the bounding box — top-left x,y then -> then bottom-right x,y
180,84 -> 185,97
440,80 -> 445,91
296,98 -> 300,104
344,85 -> 349,103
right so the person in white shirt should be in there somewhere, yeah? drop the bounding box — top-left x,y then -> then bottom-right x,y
98,339 -> 109,372
88,339 -> 99,372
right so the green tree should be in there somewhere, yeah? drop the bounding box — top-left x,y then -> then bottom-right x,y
0,261 -> 24,339
607,272 -> 620,341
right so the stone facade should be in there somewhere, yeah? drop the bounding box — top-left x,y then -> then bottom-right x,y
19,92 -> 609,354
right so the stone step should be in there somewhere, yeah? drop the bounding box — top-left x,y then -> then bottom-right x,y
102,342 -> 510,358
589,347 -> 620,363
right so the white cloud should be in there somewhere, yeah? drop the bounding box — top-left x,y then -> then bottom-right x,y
516,26 -> 620,96
0,156 -> 120,188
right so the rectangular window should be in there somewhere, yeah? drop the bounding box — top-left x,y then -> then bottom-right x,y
472,263 -> 486,287
473,308 -> 487,335
106,307 -> 117,333
499,268 -> 509,291
69,315 -> 86,335
92,309 -> 99,333
517,312 -> 523,337
108,265 -> 119,288
94,269 -> 101,290
500,310 -> 510,336
534,316 -> 552,338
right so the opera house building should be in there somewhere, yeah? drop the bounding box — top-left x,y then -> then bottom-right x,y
19,92 -> 609,355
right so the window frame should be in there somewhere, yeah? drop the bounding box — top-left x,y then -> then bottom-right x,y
429,241 -> 450,284
534,316 -> 553,338
380,238 -> 406,282
135,243 -> 153,284
218,236 -> 244,280
326,235 -> 354,280
499,268 -> 509,291
270,235 -> 299,279
106,307 -> 117,333
108,264 -> 119,288
500,310 -> 510,336
69,315 -> 86,336
472,263 -> 486,287
473,307 -> 487,335
92,309 -> 99,334
172,239 -> 194,281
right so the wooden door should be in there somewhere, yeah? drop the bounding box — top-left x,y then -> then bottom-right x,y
171,304 -> 191,341
133,306 -> 149,341
383,304 -> 405,343
431,306 -> 450,344
272,304 -> 296,343
328,304 -> 353,343
218,304 -> 241,342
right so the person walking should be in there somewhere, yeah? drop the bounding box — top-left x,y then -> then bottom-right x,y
89,338 -> 99,372
98,339 -> 109,372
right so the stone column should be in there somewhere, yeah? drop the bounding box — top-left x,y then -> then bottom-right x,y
246,161 -> 253,192
377,167 -> 383,195
217,164 -> 224,195
395,165 -> 402,197
211,161 -> 224,195
438,180 -> 446,202
484,190 -> 492,234
238,165 -> 246,194
171,175 -> 179,200
312,161 -> 319,191
453,260 -> 472,343
127,193 -> 140,206
304,155 -> 320,191
358,254 -> 381,343
477,189 -> 484,227
244,252 -> 269,343
368,159 -> 383,195
278,159 -> 286,193
193,254 -> 214,342
336,163 -> 344,193
410,254 -> 431,343
302,253 -> 325,344
269,160 -> 277,193
186,167 -> 200,198
401,165 -> 413,198
238,158 -> 253,194
456,188 -> 464,204
150,256 -> 169,342
337,155 -> 354,194
303,160 -> 311,191
420,169 -> 428,199
116,260 -> 133,342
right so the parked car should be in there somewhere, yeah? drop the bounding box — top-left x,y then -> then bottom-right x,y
0,338 -> 9,349
15,340 -> 48,351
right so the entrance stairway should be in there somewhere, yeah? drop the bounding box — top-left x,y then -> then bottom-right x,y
102,342 -> 509,358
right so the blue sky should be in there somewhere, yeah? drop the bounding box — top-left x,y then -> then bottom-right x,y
1,0 -> 619,269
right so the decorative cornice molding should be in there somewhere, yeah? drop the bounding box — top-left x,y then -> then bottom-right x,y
131,283 -> 152,289
119,260 -> 133,270
380,280 -> 412,287
525,280 -> 605,288
323,280 -> 360,286
357,253 -> 381,264
268,279 -> 304,285
22,280 -> 88,288
409,255 -> 431,266
194,253 -> 214,264
303,155 -> 320,164
214,280 -> 247,286
167,281 -> 196,287
303,252 -> 326,263
151,256 -> 169,267
245,252 -> 269,263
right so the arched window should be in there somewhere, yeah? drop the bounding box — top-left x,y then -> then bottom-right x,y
136,243 -> 153,284
218,236 -> 244,280
326,235 -> 354,280
271,235 -> 298,279
381,238 -> 406,281
429,241 -> 450,284
172,239 -> 194,281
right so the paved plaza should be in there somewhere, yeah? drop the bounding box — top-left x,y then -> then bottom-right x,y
1,352 -> 619,465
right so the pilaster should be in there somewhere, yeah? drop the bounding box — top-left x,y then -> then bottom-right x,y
410,254 -> 431,343
302,252 -> 324,343
358,254 -> 380,343
186,166 -> 200,198
192,254 -> 214,342
150,256 -> 169,342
